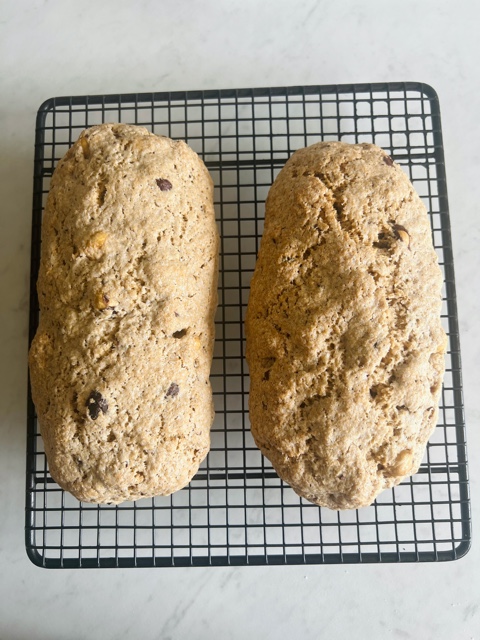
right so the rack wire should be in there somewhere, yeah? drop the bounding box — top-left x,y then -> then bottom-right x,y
26,83 -> 471,568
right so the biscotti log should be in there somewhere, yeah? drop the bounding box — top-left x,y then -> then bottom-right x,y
29,124 -> 219,504
245,141 -> 446,510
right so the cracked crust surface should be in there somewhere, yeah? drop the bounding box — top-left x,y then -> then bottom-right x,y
29,124 -> 219,504
245,141 -> 446,510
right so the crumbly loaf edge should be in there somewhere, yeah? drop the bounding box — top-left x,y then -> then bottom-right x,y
29,123 -> 219,503
245,141 -> 446,510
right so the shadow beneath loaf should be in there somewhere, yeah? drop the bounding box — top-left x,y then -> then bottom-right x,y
0,137 -> 37,489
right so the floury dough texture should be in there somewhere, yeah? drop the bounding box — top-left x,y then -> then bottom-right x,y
245,141 -> 446,510
29,124 -> 219,504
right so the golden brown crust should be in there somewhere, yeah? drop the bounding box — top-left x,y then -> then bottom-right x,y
29,124 -> 219,504
245,142 -> 446,510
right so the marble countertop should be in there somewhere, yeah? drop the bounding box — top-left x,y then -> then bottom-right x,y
0,1 -> 478,638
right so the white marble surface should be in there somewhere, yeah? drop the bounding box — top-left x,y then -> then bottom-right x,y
1,1 -> 479,638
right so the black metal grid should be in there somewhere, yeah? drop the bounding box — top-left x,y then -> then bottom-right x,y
26,83 -> 470,568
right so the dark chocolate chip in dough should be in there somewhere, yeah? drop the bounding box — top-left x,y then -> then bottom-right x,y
156,178 -> 172,191
166,383 -> 179,398
86,390 -> 108,420
172,328 -> 187,339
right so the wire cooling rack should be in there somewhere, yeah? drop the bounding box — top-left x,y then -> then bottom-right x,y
26,83 -> 471,568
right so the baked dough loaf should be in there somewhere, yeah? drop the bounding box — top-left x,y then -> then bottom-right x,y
245,141 -> 446,510
29,124 -> 218,504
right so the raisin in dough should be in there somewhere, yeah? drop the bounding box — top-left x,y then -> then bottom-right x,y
29,124 -> 219,504
245,141 -> 446,510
